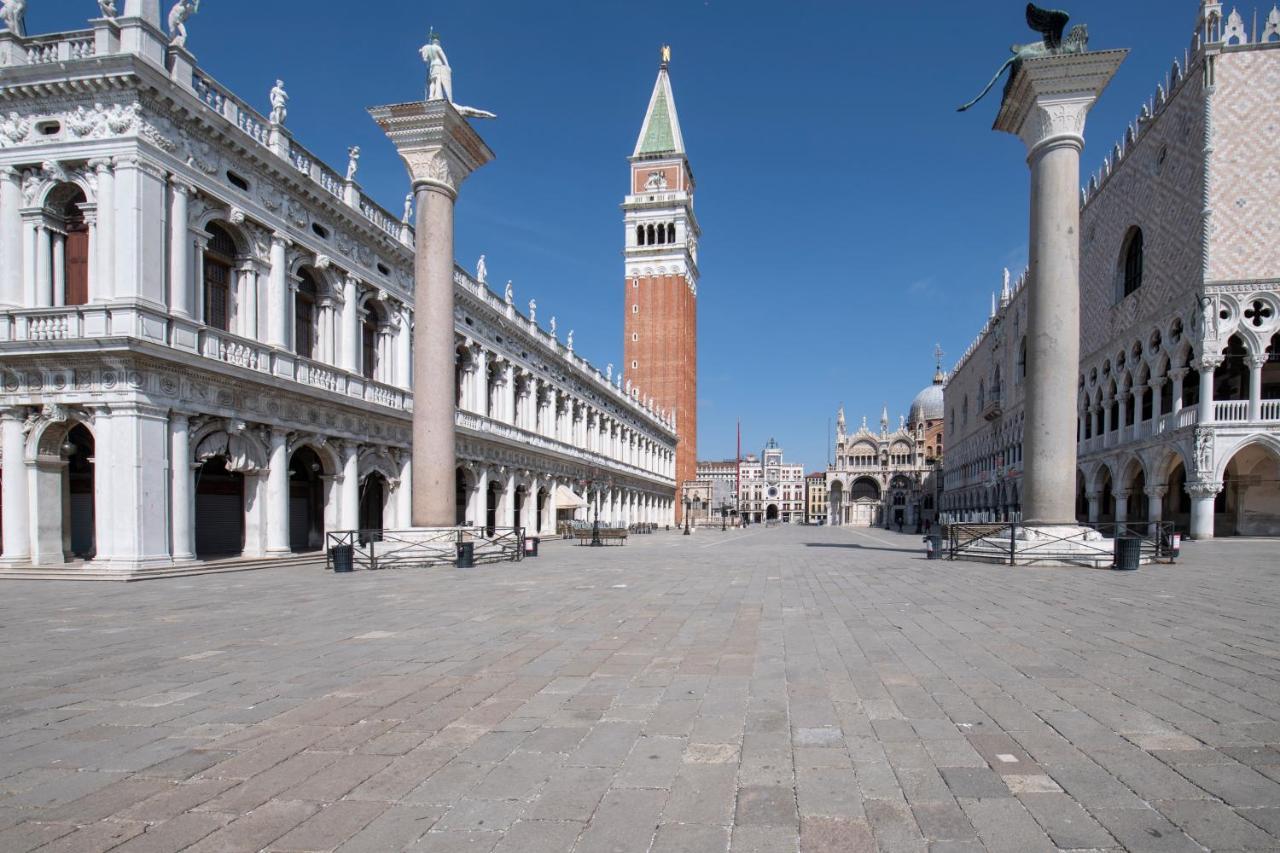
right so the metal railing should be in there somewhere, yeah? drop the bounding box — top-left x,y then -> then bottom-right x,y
325,527 -> 524,571
945,521 -> 1177,565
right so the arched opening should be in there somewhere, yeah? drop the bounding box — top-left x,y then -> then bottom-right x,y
1097,467 -> 1115,524
1167,461 -> 1190,533
1126,467 -> 1149,525
647,224 -> 656,245
536,487 -> 547,533
456,468 -> 470,526
288,446 -> 325,552
1075,470 -> 1088,523
828,481 -> 843,526
1215,335 -> 1249,402
64,424 -> 95,559
295,269 -> 320,360
1266,333 -> 1280,399
195,456 -> 244,558
359,471 -> 387,534
765,504 -> 779,521
1120,226 -> 1144,299
47,184 -> 89,306
513,484 -> 527,531
1218,442 -> 1280,536
848,477 -> 881,527
486,480 -> 500,535
667,223 -> 675,243
361,311 -> 379,381
635,224 -> 645,246
203,223 -> 237,331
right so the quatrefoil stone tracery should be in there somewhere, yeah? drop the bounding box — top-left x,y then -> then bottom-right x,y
1244,300 -> 1273,328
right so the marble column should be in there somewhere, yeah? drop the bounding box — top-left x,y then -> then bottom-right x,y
0,408 -> 30,564
470,466 -> 489,529
994,49 -> 1125,525
341,441 -> 360,531
397,452 -> 412,528
170,413 -> 195,562
0,167 -> 21,306
341,275 -> 360,374
1247,355 -> 1265,422
395,309 -> 412,389
1086,491 -> 1100,524
1146,485 -> 1166,537
51,232 -> 66,307
1197,357 -> 1218,424
1188,481 -> 1220,540
169,180 -> 192,317
35,224 -> 52,307
266,428 -> 290,554
1113,490 -> 1129,527
91,159 -> 114,302
370,99 -> 493,528
1170,369 -> 1186,416
267,233 -> 289,349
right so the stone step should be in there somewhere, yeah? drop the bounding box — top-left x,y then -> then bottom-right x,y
0,552 -> 325,582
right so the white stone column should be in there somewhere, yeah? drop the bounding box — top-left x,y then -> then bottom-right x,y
35,224 -> 52,307
341,275 -> 360,373
501,362 -> 516,424
1113,490 -> 1129,527
1247,355 -> 1265,422
1150,377 -> 1165,424
98,405 -> 171,569
1197,357 -> 1218,425
169,180 -> 192,317
91,159 -> 114,302
1131,387 -> 1142,432
499,469 -> 516,530
1188,482 -> 1220,540
1146,486 -> 1165,538
995,49 -> 1125,525
1116,392 -> 1129,439
472,346 -> 489,415
0,167 -> 22,307
1170,370 -> 1186,416
170,412 -> 195,562
546,478 -> 559,533
396,452 -> 412,528
341,441 -> 360,531
396,309 -> 412,389
267,233 -> 289,349
0,409 -> 30,564
371,99 -> 493,528
470,466 -> 489,529
266,428 -> 291,554
520,477 -> 536,533
51,232 -> 66,307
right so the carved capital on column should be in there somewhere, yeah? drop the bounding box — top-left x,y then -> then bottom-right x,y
994,50 -> 1128,157
270,230 -> 290,249
88,157 -> 114,175
1196,354 -> 1223,372
1145,485 -> 1168,499
1246,354 -> 1268,370
368,100 -> 494,200
1185,480 -> 1222,499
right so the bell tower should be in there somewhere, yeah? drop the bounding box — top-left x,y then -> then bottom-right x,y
623,46 -> 699,519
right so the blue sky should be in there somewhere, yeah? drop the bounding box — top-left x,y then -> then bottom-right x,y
35,2 -> 1207,470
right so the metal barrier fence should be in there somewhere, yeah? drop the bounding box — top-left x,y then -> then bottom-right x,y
325,527 -> 524,571
945,521 -> 1177,566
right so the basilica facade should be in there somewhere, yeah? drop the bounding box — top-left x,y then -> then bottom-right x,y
825,366 -> 944,530
0,6 -> 675,578
941,2 -> 1280,539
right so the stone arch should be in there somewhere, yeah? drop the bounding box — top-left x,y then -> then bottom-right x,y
1213,433 -> 1280,483
287,434 -> 340,475
32,169 -> 98,209
1213,436 -> 1280,536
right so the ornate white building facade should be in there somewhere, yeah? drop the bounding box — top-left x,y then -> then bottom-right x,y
941,2 -> 1280,539
0,5 -> 675,578
825,385 -> 943,531
739,439 -> 805,523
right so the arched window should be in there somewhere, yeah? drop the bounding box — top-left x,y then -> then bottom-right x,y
362,311 -> 379,380
636,224 -> 645,246
295,269 -> 318,359
48,184 -> 89,306
656,223 -> 666,245
1121,227 -> 1144,298
647,224 -> 656,245
667,223 -> 676,243
203,223 -> 237,331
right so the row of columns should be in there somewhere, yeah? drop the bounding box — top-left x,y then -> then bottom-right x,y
458,341 -> 675,480
459,465 -> 675,532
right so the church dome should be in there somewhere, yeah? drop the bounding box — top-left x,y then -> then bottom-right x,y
909,377 -> 945,426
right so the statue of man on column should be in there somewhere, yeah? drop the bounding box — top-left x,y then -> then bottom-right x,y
421,29 -> 453,103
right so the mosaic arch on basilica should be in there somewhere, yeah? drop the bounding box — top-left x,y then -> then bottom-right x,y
825,355 -> 945,531
941,0 -> 1280,540
0,3 -> 675,578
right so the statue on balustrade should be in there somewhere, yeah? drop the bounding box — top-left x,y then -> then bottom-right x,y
0,0 -> 26,37
269,80 -> 288,125
168,0 -> 200,48
98,0 -> 118,20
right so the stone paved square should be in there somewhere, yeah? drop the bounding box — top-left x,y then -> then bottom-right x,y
2,525 -> 1280,852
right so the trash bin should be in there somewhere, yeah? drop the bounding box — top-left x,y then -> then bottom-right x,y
524,536 -> 540,558
1113,537 -> 1141,571
330,544 -> 354,573
925,534 -> 942,560
456,541 -> 474,569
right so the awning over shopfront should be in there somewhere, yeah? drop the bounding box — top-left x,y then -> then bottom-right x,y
555,484 -> 588,509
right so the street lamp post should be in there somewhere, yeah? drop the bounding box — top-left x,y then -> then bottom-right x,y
683,498 -> 691,535
578,467 -> 610,547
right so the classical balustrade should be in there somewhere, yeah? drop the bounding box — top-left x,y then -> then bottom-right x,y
187,70 -> 408,245
21,32 -> 95,64
1214,400 -> 1248,422
1,304 -> 409,413
1262,400 -> 1280,422
455,410 -> 674,486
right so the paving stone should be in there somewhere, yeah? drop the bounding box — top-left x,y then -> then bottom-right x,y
1016,791 -> 1116,849
572,787 -> 665,853
184,799 -> 320,852
1153,797 -> 1278,850
909,802 -> 977,842
735,784 -> 799,827
489,819 -> 583,853
956,798 -> 1054,853
108,812 -> 232,853
527,766 -> 615,822
730,824 -> 800,852
938,767 -> 1010,799
1089,807 -> 1204,852
268,800 -> 388,852
334,803 -> 447,852
651,822 -> 731,853
798,817 -> 875,852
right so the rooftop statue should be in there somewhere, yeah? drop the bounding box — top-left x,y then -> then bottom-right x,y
345,146 -> 360,181
168,0 -> 200,48
957,3 -> 1089,112
0,0 -> 26,37
98,0 -> 118,20
419,28 -> 497,119
269,79 -> 288,125
401,192 -> 413,224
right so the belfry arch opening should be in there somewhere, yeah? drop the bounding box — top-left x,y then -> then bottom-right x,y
195,456 -> 244,558
289,446 -> 325,552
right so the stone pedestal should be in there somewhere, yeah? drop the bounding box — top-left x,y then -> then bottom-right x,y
995,49 -> 1126,528
369,99 -> 493,528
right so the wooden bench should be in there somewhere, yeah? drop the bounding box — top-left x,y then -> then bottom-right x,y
573,528 -> 628,546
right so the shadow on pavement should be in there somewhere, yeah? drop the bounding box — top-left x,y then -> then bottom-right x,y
804,542 -> 923,555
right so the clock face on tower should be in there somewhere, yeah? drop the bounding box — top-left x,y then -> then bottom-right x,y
767,486 -> 779,499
